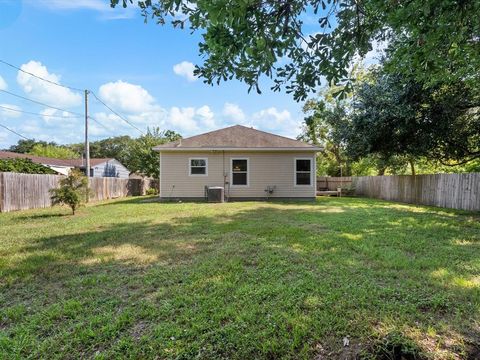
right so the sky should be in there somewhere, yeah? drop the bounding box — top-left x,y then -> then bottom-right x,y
0,1 -> 383,149
0,0 -> 326,149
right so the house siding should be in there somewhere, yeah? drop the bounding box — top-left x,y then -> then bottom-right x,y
159,151 -> 316,200
91,160 -> 130,179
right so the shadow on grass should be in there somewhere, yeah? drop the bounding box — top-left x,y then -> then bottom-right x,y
16,212 -> 70,220
1,198 -> 479,359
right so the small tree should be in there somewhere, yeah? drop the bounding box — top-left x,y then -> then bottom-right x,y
50,170 -> 88,215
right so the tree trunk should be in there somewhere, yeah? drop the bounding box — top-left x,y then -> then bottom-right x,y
409,159 -> 416,176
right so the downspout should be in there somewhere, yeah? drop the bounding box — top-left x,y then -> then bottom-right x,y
158,151 -> 162,199
223,150 -> 229,202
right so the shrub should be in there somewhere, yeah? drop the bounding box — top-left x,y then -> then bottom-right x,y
50,170 -> 89,215
145,187 -> 158,196
0,158 -> 56,174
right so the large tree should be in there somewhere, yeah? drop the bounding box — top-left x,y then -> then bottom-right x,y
128,128 -> 181,178
29,144 -> 80,160
300,99 -> 352,176
345,72 -> 480,172
69,136 -> 135,167
7,139 -> 57,154
112,0 -> 480,100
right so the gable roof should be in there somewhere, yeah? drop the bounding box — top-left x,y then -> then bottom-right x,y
0,151 -> 114,167
153,125 -> 321,151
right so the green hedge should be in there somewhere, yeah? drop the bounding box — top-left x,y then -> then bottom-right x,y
0,158 -> 56,174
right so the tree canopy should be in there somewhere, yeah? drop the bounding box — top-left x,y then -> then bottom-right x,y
70,128 -> 181,178
301,68 -> 480,176
8,139 -> 57,154
347,73 -> 480,167
112,0 -> 480,101
0,158 -> 56,175
29,144 -> 80,160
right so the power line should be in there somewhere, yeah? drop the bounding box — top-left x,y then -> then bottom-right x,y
91,91 -> 145,135
0,122 -> 30,140
0,59 -> 84,92
0,90 -> 114,136
0,89 -> 84,116
0,104 -> 82,119
88,115 -> 112,132
0,60 -> 137,140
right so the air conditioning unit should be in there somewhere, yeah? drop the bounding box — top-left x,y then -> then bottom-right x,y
207,186 -> 224,203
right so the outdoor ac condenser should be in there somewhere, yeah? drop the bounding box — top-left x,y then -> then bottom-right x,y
207,186 -> 224,203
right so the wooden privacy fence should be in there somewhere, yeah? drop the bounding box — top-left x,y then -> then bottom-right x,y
0,173 -> 63,212
0,172 -> 151,212
353,173 -> 479,211
317,176 -> 353,191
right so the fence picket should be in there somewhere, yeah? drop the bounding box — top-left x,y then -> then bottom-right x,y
0,172 -> 153,212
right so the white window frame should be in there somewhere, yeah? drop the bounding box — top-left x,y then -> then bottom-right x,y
294,157 -> 313,187
230,157 -> 249,187
189,157 -> 208,176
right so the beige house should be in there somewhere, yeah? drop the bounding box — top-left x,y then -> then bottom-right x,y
153,125 -> 321,201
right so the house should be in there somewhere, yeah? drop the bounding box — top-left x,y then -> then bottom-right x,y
81,158 -> 130,178
0,151 -> 130,178
153,125 -> 322,201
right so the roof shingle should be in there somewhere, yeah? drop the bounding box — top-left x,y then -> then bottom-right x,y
153,125 -> 319,150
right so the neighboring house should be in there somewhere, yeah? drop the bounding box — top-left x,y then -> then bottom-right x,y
153,125 -> 322,201
83,158 -> 130,178
0,151 -> 129,178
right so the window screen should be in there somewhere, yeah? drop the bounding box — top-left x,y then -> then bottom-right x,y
190,158 -> 207,175
295,159 -> 311,185
232,159 -> 248,185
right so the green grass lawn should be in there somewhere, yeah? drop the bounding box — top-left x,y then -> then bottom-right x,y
0,197 -> 479,359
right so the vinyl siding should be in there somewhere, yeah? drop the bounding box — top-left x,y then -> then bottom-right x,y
159,151 -> 316,199
91,160 -> 130,179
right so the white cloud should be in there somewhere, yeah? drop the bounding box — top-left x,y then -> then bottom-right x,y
222,103 -> 245,122
98,80 -> 157,114
19,120 -> 42,135
97,80 -> 217,135
27,0 -> 135,19
253,107 -> 291,124
0,75 -> 7,90
0,131 -> 8,142
222,103 -> 301,138
0,104 -> 22,118
17,60 -> 82,108
168,107 -> 199,132
173,61 -> 197,82
167,105 -> 217,133
196,105 -> 216,128
251,107 -> 302,137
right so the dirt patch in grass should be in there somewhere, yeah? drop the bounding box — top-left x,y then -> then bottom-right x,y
130,321 -> 149,341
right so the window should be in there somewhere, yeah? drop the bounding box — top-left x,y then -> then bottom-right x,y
189,158 -> 207,176
295,158 -> 312,186
231,158 -> 248,186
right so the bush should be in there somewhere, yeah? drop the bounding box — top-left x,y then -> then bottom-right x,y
340,186 -> 356,196
0,158 -> 56,174
50,170 -> 89,215
145,187 -> 158,196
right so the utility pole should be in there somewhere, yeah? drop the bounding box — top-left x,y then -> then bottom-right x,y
84,89 -> 90,202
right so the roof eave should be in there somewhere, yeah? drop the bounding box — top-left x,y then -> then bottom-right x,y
152,146 -> 323,152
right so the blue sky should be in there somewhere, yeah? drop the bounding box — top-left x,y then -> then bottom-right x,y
0,0 -> 328,148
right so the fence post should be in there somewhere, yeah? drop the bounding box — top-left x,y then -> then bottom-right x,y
0,172 -> 4,213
